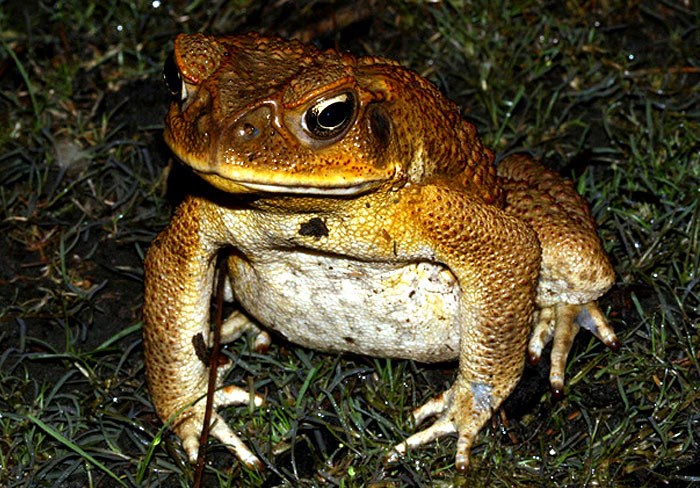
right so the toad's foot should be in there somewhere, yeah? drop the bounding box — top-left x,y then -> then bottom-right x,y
174,384 -> 264,469
388,382 -> 497,471
527,302 -> 620,396
215,309 -> 272,353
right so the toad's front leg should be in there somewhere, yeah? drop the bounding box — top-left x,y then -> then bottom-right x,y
143,196 -> 263,468
389,187 -> 541,471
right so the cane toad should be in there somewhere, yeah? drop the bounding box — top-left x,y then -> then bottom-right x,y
143,33 -> 619,472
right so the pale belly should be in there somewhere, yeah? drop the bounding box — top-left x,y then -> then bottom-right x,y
228,251 -> 461,363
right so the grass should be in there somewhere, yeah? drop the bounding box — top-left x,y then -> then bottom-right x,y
1,0 -> 698,486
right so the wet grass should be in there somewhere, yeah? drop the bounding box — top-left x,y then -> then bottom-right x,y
1,0 -> 698,486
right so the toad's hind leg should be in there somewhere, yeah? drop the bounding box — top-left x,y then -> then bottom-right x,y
497,154 -> 619,394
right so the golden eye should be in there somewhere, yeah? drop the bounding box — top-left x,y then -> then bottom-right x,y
302,93 -> 355,139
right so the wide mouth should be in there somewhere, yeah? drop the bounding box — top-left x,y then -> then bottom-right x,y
235,179 -> 385,196
194,169 -> 389,196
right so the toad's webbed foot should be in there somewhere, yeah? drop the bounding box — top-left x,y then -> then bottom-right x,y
174,383 -> 264,469
527,302 -> 620,396
388,380 -> 501,472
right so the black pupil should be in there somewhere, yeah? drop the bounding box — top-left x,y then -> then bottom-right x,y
318,101 -> 349,129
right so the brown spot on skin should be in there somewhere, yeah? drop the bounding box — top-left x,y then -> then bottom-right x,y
192,332 -> 209,364
192,332 -> 228,367
298,217 -> 329,239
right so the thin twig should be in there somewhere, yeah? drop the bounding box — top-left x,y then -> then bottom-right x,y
193,257 -> 228,487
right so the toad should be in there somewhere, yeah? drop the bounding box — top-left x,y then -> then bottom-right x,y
143,33 -> 619,472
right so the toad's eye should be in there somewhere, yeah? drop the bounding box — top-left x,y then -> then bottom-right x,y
163,52 -> 185,99
302,93 -> 355,139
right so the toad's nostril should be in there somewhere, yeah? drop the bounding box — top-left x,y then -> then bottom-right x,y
232,104 -> 273,143
235,122 -> 260,141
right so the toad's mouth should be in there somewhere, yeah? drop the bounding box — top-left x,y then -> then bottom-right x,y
164,129 -> 396,196
236,180 -> 383,195
194,169 -> 388,196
